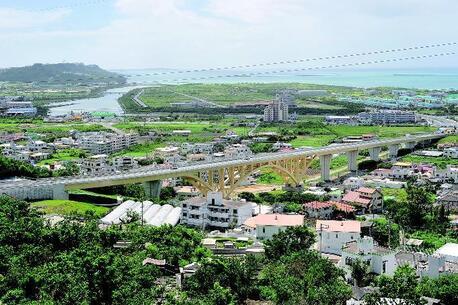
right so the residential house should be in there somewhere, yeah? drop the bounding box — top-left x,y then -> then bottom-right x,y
342,187 -> 383,213
316,220 -> 361,255
340,236 -> 397,276
243,214 -> 304,240
437,191 -> 458,212
304,201 -> 334,219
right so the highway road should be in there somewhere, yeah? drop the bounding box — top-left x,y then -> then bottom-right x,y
0,132 -> 446,192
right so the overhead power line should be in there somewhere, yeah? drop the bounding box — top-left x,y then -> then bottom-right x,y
121,42 -> 457,77
138,52 -> 457,84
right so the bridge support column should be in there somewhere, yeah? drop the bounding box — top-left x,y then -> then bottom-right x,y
405,142 -> 416,150
347,150 -> 358,172
369,147 -> 382,162
320,154 -> 332,182
388,144 -> 400,160
52,184 -> 69,200
143,180 -> 162,198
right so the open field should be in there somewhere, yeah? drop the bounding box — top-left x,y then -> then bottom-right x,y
400,155 -> 458,169
31,200 -> 109,216
138,83 -> 358,107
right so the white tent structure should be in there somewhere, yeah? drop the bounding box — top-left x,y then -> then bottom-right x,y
101,201 -> 182,227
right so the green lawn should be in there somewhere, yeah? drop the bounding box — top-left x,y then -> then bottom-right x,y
290,135 -> 336,147
139,83 -> 352,107
31,200 -> 109,217
438,135 -> 458,144
113,142 -> 166,158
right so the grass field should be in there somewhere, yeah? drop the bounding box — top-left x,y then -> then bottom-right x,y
113,142 -> 166,157
138,83 -> 358,107
400,155 -> 458,169
382,188 -> 408,202
438,135 -> 458,144
290,135 -> 336,147
31,200 -> 109,217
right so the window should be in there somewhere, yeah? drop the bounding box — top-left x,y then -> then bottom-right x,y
262,227 -> 266,234
183,204 -> 187,208
212,198 -> 215,205
382,261 -> 387,274
336,233 -> 338,238
233,209 -> 238,215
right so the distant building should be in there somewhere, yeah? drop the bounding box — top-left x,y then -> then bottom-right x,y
342,187 -> 383,213
80,154 -> 112,175
76,132 -> 138,155
180,192 -> 253,229
263,96 -> 289,122
325,116 -> 356,125
112,156 -> 138,171
357,110 -> 417,125
243,214 -> 304,240
443,147 -> 458,158
0,98 -> 37,116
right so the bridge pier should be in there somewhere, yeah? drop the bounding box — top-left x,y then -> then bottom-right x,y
320,154 -> 332,182
52,184 -> 69,200
388,144 -> 400,160
143,180 -> 162,198
369,147 -> 382,162
347,150 -> 358,172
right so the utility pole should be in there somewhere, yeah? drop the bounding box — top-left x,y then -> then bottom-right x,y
319,223 -> 329,253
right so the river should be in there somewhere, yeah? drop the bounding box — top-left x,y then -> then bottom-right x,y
49,86 -> 147,116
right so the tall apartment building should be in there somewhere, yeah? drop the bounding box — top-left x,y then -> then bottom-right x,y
263,96 -> 289,122
357,110 -> 417,124
76,132 -> 138,155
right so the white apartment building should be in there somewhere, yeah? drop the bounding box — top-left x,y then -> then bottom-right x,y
224,144 -> 253,159
76,132 -> 138,155
28,140 -> 52,153
112,156 -> 138,171
180,142 -> 215,155
263,99 -> 289,122
80,154 -> 113,175
180,192 -> 253,229
357,110 -> 416,124
340,236 -> 397,276
316,220 -> 362,255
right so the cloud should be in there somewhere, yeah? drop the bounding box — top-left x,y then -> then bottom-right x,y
0,8 -> 69,29
0,0 -> 457,69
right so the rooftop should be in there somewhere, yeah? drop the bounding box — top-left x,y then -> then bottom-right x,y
244,214 -> 304,228
316,220 -> 361,233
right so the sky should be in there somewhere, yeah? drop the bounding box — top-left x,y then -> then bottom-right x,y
0,0 -> 457,70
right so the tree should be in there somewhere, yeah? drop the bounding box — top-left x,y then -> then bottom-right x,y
372,218 -> 400,248
264,225 -> 315,261
259,251 -> 351,305
418,274 -> 458,305
350,259 -> 373,287
364,265 -> 425,305
183,255 -> 261,303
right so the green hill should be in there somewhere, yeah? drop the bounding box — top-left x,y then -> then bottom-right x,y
0,63 -> 126,85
